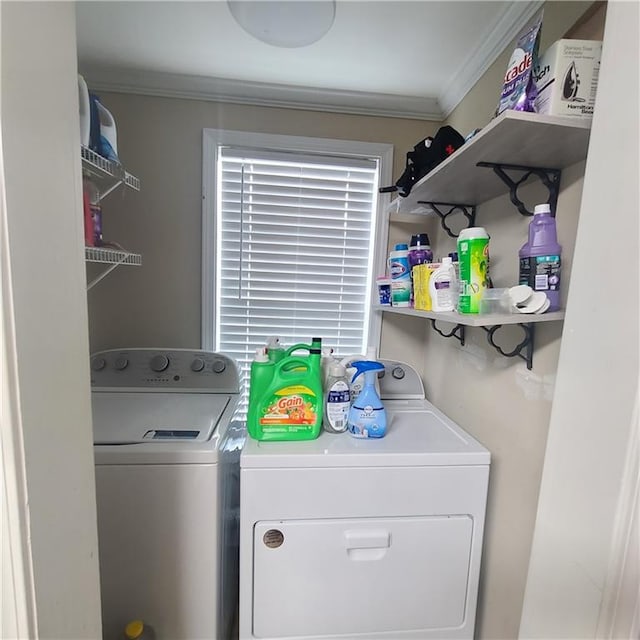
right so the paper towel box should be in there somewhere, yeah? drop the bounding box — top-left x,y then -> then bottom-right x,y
534,39 -> 602,119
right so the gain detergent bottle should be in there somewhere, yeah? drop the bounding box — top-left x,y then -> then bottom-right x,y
248,338 -> 323,441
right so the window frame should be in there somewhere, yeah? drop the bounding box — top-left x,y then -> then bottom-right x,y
201,128 -> 393,355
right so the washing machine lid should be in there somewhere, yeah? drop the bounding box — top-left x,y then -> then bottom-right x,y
241,402 -> 490,468
92,392 -> 231,444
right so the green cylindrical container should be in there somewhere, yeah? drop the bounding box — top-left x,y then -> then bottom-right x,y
457,227 -> 490,314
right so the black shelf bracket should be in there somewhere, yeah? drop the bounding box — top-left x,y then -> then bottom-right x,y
482,323 -> 535,369
416,202 -> 476,238
430,320 -> 466,346
476,162 -> 561,217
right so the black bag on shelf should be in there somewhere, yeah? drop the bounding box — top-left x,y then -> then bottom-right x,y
380,125 -> 465,197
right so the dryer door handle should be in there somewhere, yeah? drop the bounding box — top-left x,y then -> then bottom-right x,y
344,530 -> 390,550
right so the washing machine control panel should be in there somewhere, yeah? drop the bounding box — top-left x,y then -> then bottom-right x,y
90,348 -> 239,392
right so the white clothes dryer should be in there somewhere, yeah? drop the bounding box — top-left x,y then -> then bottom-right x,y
91,348 -> 244,640
239,360 -> 490,640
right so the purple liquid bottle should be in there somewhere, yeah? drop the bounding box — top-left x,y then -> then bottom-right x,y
519,204 -> 562,311
408,233 -> 433,307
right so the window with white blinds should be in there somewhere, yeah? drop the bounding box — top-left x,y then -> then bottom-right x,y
202,130 -> 392,413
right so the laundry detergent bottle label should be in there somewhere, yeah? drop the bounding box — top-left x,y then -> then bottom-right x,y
259,385 -> 319,433
248,348 -> 323,441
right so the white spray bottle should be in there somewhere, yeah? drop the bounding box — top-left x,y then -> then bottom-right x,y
340,345 -> 381,402
347,361 -> 387,439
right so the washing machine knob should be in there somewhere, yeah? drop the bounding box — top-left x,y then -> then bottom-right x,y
91,357 -> 106,372
191,358 -> 205,372
392,366 -> 405,380
150,354 -> 170,372
212,359 -> 226,373
114,357 -> 129,371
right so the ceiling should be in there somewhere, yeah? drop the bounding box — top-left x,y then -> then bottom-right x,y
76,0 -> 541,121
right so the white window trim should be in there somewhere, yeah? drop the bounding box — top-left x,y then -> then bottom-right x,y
201,128 -> 393,355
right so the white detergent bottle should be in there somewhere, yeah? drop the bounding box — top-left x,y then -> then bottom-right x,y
347,361 -> 387,439
323,362 -> 350,433
340,345 -> 380,402
320,346 -> 336,391
429,256 -> 456,312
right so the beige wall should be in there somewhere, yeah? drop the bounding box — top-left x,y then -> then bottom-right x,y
417,2 -> 603,638
88,96 -> 436,379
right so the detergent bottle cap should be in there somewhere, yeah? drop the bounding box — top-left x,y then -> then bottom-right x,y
350,360 -> 384,383
410,233 -> 431,248
339,354 -> 363,368
254,347 -> 269,363
534,203 -> 551,215
328,362 -> 346,378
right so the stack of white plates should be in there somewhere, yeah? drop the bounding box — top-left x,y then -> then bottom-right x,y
508,285 -> 550,314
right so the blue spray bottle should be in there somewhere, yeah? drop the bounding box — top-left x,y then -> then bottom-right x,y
347,361 -> 387,439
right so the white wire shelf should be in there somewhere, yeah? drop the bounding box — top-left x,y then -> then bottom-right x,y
81,146 -> 140,193
85,247 -> 142,291
85,246 -> 142,266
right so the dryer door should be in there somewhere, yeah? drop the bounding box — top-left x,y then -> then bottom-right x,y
252,515 -> 473,638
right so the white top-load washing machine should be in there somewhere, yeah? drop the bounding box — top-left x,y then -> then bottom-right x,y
91,348 -> 244,640
240,360 -> 490,640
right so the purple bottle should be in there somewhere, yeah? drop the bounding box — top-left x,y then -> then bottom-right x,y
519,204 -> 562,311
408,233 -> 433,307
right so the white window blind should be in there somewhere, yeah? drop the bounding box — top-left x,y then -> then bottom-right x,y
215,146 -> 380,412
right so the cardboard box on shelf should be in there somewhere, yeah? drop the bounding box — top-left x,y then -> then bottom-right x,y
534,39 -> 602,119
413,263 -> 439,311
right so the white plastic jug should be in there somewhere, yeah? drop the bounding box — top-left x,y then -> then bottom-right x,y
78,74 -> 90,147
96,101 -> 118,160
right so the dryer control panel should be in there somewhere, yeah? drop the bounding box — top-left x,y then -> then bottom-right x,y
90,348 -> 240,393
377,359 -> 425,400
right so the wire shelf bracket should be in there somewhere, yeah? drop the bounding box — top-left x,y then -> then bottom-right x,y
81,146 -> 140,201
85,247 -> 142,290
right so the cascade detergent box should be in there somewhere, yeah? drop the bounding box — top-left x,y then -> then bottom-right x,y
534,39 -> 602,119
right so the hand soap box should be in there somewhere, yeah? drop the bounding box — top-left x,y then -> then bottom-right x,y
534,39 -> 602,119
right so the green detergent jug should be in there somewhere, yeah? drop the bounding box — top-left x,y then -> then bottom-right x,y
247,347 -> 275,438
286,337 -> 322,358
248,339 -> 323,441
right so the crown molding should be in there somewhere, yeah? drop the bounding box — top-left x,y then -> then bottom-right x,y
439,0 -> 543,118
81,2 -> 542,124
80,67 -> 443,121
